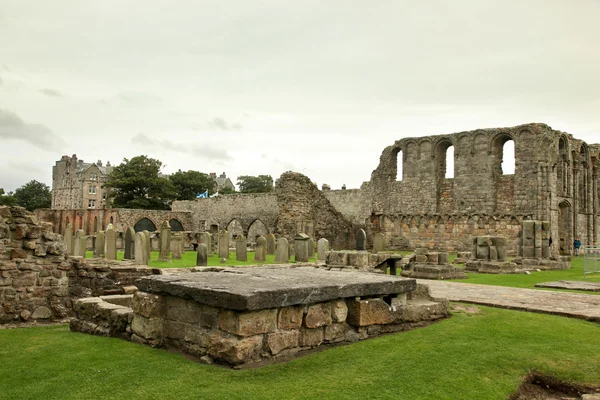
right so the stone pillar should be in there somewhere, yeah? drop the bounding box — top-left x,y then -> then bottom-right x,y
317,238 -> 329,261
372,232 -> 385,253
275,237 -> 289,263
266,234 -> 276,255
105,224 -> 117,260
218,230 -> 229,259
73,229 -> 86,257
307,238 -> 315,259
158,221 -> 171,262
94,230 -> 105,258
143,230 -> 151,262
235,235 -> 247,262
171,232 -> 183,260
255,236 -> 267,262
294,233 -> 310,262
134,232 -> 149,265
124,227 -> 135,260
522,221 -> 535,258
356,229 -> 366,251
200,232 -> 212,255
63,222 -> 74,255
196,243 -> 208,266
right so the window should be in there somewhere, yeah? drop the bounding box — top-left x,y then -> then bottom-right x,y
103,193 -> 107,200
88,185 -> 97,195
90,173 -> 97,181
88,199 -> 95,208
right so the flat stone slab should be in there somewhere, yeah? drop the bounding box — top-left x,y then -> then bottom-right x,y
534,280 -> 600,292
420,280 -> 600,323
136,266 -> 416,311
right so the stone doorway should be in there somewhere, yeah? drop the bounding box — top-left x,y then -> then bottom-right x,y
558,200 -> 572,255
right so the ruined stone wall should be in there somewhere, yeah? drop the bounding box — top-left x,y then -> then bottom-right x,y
51,156 -> 83,210
323,189 -> 370,226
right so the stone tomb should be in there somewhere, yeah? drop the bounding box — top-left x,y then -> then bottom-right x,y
400,248 -> 467,280
72,267 -> 448,367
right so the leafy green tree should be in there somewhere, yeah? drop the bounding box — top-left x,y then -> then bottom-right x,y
12,180 -> 51,211
169,170 -> 216,200
104,155 -> 176,209
0,188 -> 17,207
237,175 -> 274,194
219,186 -> 237,195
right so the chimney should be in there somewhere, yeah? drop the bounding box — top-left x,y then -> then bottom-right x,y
97,160 -> 103,167
321,184 -> 331,191
210,172 -> 216,178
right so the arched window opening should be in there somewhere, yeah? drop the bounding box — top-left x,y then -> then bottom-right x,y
134,218 -> 157,232
501,140 -> 515,175
394,149 -> 403,181
169,219 -> 184,232
445,146 -> 454,178
557,138 -> 567,196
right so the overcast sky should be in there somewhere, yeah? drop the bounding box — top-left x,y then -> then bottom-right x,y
1,0 -> 599,192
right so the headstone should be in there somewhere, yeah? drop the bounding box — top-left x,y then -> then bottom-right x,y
143,230 -> 151,262
105,224 -> 117,260
171,232 -> 183,259
255,235 -> 267,262
63,223 -> 74,255
294,233 -> 310,262
266,234 -> 276,255
134,232 -> 149,265
94,230 -> 105,258
158,221 -> 171,262
196,243 -> 208,266
373,232 -> 385,253
356,229 -> 366,251
235,235 -> 247,261
275,237 -> 289,263
317,238 -> 329,261
200,232 -> 212,255
124,227 -> 135,259
307,237 -> 315,258
218,230 -> 229,259
73,229 -> 86,257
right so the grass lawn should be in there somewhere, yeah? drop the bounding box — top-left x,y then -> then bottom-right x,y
1,305 -> 600,399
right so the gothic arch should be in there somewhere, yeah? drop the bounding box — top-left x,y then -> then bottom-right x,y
134,218 -> 157,233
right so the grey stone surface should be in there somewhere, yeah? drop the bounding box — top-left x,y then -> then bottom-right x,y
254,236 -> 266,262
218,230 -> 229,259
143,230 -> 151,262
294,233 -> 309,262
94,230 -> 105,258
124,227 -> 135,260
534,280 -> 600,292
135,232 -> 149,265
171,232 -> 183,259
307,237 -> 315,258
266,233 -> 276,255
63,222 -> 74,256
136,266 -> 417,311
196,243 -> 208,266
317,238 -> 329,261
235,235 -> 247,261
200,232 -> 211,255
356,229 -> 366,250
275,237 -> 289,263
158,221 -> 171,262
372,232 -> 385,253
105,225 -> 117,260
73,229 -> 86,257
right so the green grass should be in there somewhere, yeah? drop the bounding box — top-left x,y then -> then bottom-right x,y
1,305 -> 600,399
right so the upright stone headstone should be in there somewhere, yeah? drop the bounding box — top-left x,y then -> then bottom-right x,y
218,230 -> 229,259
373,233 -> 385,253
317,238 -> 329,261
171,232 -> 183,259
200,232 -> 212,255
158,221 -> 171,262
307,237 -> 315,258
196,243 -> 208,266
124,227 -> 135,259
235,235 -> 247,261
63,222 -> 74,255
356,229 -> 367,251
294,233 -> 310,262
275,237 -> 289,263
143,230 -> 151,262
134,232 -> 149,265
105,224 -> 117,260
94,230 -> 105,258
255,235 -> 267,262
73,229 -> 86,257
266,233 -> 276,255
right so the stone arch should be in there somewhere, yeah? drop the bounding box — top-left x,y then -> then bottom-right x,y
489,132 -> 515,176
391,145 -> 404,181
417,137 -> 432,160
557,135 -> 570,196
226,218 -> 244,241
433,137 -> 455,180
247,218 -> 269,243
169,219 -> 184,232
134,218 -> 157,233
558,200 -> 573,255
470,130 -> 488,155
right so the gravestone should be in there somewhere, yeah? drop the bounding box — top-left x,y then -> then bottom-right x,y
63,223 -> 74,255
356,229 -> 367,251
158,221 -> 171,262
218,230 -> 229,259
73,229 -> 86,257
266,233 -> 276,255
255,235 -> 267,262
124,227 -> 135,259
134,232 -> 149,265
294,233 -> 310,262
171,232 -> 183,259
373,233 -> 385,253
308,237 -> 315,258
105,224 -> 117,260
275,237 -> 289,263
200,232 -> 212,255
94,230 -> 105,258
196,243 -> 208,266
317,238 -> 329,261
235,235 -> 247,262
143,230 -> 151,262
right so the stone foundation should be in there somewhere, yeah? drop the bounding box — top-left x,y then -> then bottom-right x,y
399,248 -> 467,280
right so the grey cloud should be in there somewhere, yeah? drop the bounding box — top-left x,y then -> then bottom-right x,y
191,118 -> 242,132
0,109 -> 66,152
131,133 -> 232,161
39,88 -> 63,97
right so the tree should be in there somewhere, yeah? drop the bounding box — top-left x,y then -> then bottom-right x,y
104,155 -> 176,210
0,188 -> 17,207
237,175 -> 274,194
169,170 -> 216,200
12,180 -> 51,211
219,186 -> 237,195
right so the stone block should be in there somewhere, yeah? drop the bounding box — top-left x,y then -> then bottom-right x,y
278,306 -> 303,329
207,331 -> 263,365
274,237 -> 289,263
304,302 -> 332,328
346,298 -> 393,327
415,255 -> 428,263
330,300 -> 348,323
219,309 -> 277,337
324,323 -> 346,342
426,253 -> 439,264
535,248 -> 542,258
299,327 -> 323,347
542,221 -> 550,231
477,236 -> 492,246
132,291 -> 165,318
131,314 -> 162,340
347,251 -> 369,267
491,237 -> 506,247
326,251 -> 347,266
476,245 -> 489,260
522,221 -> 535,239
267,330 -> 299,355
372,233 -> 385,253
437,252 -> 449,264
489,246 -> 498,261
522,246 -> 535,258
414,248 -> 428,255
166,296 -> 218,328
317,238 -> 329,261
31,306 -> 52,319
497,246 -> 507,261
163,320 -> 209,346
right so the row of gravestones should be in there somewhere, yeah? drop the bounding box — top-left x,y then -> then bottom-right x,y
356,229 -> 386,253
